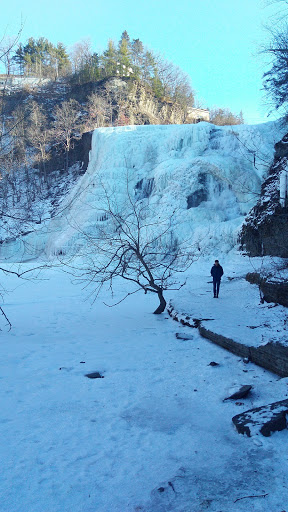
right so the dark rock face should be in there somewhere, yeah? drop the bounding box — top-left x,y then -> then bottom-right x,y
67,131 -> 93,172
187,189 -> 207,208
232,399 -> 288,437
47,130 -> 93,175
135,178 -> 155,199
186,173 -> 227,209
246,272 -> 288,308
239,133 -> 288,257
275,133 -> 288,159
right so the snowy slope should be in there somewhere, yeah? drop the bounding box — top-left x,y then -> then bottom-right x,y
0,121 -> 284,262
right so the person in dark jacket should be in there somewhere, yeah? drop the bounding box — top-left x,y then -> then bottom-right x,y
211,260 -> 224,298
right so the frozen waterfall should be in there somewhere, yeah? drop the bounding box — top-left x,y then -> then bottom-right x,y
0,121 -> 284,261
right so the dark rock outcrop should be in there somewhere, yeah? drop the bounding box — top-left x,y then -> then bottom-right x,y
246,272 -> 288,307
232,399 -> 288,437
239,132 -> 288,257
187,189 -> 207,208
224,385 -> 252,401
85,372 -> 104,379
68,130 -> 93,172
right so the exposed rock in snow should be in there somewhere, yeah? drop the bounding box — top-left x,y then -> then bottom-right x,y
246,271 -> 288,307
224,384 -> 252,401
85,372 -> 104,379
175,332 -> 194,340
232,398 -> 288,437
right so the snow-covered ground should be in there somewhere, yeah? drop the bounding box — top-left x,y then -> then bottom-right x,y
1,259 -> 288,512
170,252 -> 288,347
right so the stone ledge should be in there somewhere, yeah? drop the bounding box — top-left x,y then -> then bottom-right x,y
246,272 -> 288,308
168,303 -> 288,377
199,326 -> 250,359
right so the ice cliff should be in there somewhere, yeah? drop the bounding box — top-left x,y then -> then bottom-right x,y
1,121 -> 285,261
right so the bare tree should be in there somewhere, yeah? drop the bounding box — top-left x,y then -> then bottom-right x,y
260,1 -> 288,117
26,101 -> 52,182
53,99 -> 82,171
210,108 -> 244,126
70,38 -> 92,74
0,24 -> 23,75
0,25 -> 24,155
86,93 -> 109,129
154,54 -> 195,105
0,37 -> 16,75
67,179 -> 197,314
261,24 -> 288,116
6,104 -> 26,157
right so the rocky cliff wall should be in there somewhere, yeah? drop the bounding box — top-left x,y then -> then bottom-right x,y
72,77 -> 200,126
239,131 -> 288,257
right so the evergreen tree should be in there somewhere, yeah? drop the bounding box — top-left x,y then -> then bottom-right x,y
131,38 -> 144,74
142,51 -> 158,85
118,38 -> 132,75
150,75 -> 164,98
13,37 -> 69,78
53,42 -> 71,77
119,30 -> 130,46
74,53 -> 100,84
13,43 -> 25,74
101,39 -> 117,77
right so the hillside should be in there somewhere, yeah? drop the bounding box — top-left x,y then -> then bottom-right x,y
0,76 -> 209,250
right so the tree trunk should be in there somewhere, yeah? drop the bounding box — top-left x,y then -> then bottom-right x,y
153,291 -> 166,314
65,149 -> 69,172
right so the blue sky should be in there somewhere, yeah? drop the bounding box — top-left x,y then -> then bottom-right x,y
0,0 -> 282,124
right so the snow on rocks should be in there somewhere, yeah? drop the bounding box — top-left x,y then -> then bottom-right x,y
232,399 -> 288,437
224,384 -> 253,401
